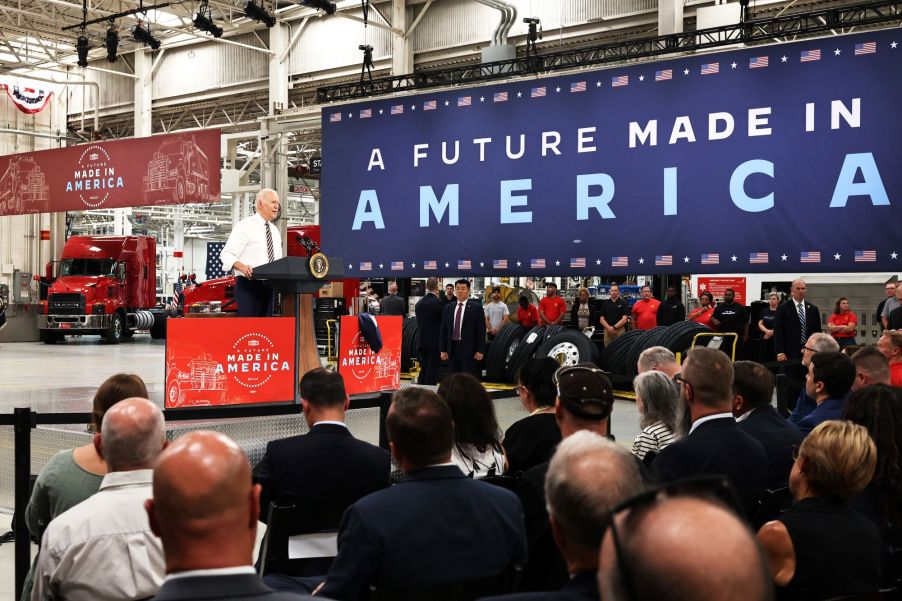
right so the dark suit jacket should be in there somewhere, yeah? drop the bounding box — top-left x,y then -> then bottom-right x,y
652,416 -> 768,518
773,299 -> 822,359
797,397 -> 846,435
151,573 -> 316,601
569,301 -> 597,330
477,571 -> 599,601
440,299 -> 487,357
319,465 -> 527,601
381,294 -> 406,316
738,405 -> 804,489
415,292 -> 444,351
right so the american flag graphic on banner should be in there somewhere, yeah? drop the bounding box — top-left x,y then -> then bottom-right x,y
494,91 -> 508,102
531,86 -> 546,98
423,260 -> 437,270
570,258 -> 586,268
391,261 -> 404,271
701,253 -> 720,265
359,262 -> 372,271
359,108 -> 372,119
457,260 -> 472,270
749,252 -> 769,264
800,49 -> 821,62
493,259 -> 508,269
530,258 -> 546,269
655,255 -> 672,266
612,256 -> 629,267
391,104 -> 404,115
206,242 -> 228,279
329,113 -> 341,122
855,42 -> 877,55
800,251 -> 821,263
570,81 -> 586,93
749,56 -> 769,68
423,100 -> 437,111
458,96 -> 472,107
655,69 -> 672,81
701,62 -> 719,75
855,250 -> 877,262
611,75 -> 629,87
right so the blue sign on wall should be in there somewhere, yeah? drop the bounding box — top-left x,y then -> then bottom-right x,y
321,30 -> 902,276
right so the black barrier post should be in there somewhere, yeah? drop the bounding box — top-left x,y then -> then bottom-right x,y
378,391 -> 393,450
775,373 -> 788,419
13,407 -> 33,601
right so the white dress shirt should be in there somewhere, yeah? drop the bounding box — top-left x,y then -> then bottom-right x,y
32,469 -> 164,601
451,300 -> 467,340
688,412 -> 734,435
219,212 -> 283,277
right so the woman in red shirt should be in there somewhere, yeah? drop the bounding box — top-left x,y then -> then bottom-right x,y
828,296 -> 858,348
517,295 -> 540,330
687,291 -> 715,328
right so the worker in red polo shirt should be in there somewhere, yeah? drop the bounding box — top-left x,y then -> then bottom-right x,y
539,281 -> 567,326
631,285 -> 660,330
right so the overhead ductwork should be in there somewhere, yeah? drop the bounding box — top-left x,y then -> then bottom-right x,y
476,0 -> 517,64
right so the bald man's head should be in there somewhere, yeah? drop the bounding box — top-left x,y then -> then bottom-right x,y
599,496 -> 772,601
96,397 -> 165,472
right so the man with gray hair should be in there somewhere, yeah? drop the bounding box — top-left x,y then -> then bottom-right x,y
220,188 -> 282,317
637,346 -> 680,379
788,332 -> 840,424
479,432 -> 645,600
32,398 -> 168,601
773,278 -> 821,405
381,282 -> 406,316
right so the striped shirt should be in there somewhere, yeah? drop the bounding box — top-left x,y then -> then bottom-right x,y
631,421 -> 677,460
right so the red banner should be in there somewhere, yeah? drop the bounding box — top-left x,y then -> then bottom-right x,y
338,315 -> 402,395
165,317 -> 296,409
698,277 -> 747,305
0,129 -> 221,216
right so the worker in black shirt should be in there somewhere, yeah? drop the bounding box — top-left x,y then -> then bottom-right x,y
599,283 -> 630,347
656,286 -> 686,327
710,288 -> 749,359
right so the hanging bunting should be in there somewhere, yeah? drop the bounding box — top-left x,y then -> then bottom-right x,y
0,82 -> 54,115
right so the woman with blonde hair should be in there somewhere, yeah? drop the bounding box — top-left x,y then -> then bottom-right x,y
757,420 -> 882,599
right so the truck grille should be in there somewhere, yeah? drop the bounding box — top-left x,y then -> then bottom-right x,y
49,293 -> 85,315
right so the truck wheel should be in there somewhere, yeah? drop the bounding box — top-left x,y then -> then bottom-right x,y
174,178 -> 185,203
149,313 -> 167,340
103,312 -> 125,344
122,328 -> 135,339
167,381 -> 181,408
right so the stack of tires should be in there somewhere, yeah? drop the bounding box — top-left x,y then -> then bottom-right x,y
400,317 -> 419,372
600,322 -> 711,378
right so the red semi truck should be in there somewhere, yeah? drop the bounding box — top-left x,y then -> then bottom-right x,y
39,235 -> 166,344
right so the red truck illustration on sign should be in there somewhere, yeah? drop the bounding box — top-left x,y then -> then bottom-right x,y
0,156 -> 50,214
143,134 -> 211,204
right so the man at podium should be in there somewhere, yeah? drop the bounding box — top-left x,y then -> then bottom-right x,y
220,189 -> 283,317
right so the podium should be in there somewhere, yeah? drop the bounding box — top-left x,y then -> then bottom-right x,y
254,256 -> 344,399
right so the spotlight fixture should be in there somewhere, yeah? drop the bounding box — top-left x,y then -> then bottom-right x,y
76,33 -> 90,68
132,22 -> 161,50
244,0 -> 276,27
105,21 -> 119,62
194,0 -> 223,37
301,0 -> 336,15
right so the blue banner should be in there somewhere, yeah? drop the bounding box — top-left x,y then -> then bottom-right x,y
321,30 -> 902,276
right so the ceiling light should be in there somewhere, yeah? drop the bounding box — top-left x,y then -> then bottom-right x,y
132,23 -> 161,50
244,1 -> 276,27
76,34 -> 90,68
194,0 -> 223,37
301,0 -> 336,14
105,22 -> 119,62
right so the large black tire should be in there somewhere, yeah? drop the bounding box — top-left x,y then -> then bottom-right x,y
401,317 -> 419,372
626,326 -> 670,377
485,323 -> 526,383
121,328 -> 135,339
505,326 -> 546,383
149,312 -> 167,340
658,321 -> 712,360
536,330 -> 596,367
103,311 -> 125,344
543,324 -> 564,341
599,329 -> 644,373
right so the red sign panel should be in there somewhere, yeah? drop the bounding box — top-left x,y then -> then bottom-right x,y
698,277 -> 747,305
0,129 -> 221,216
338,315 -> 402,396
165,317 -> 296,409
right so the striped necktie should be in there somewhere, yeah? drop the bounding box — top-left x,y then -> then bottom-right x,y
797,301 -> 807,345
265,222 -> 275,263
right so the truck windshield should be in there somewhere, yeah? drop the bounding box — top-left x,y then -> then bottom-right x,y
60,258 -> 117,277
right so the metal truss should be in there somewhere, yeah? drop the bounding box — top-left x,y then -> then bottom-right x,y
315,0 -> 902,102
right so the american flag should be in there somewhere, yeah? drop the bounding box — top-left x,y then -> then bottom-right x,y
458,260 -> 471,270
749,252 -> 769,264
570,257 -> 586,268
329,113 -> 341,122
391,104 -> 404,115
206,242 -> 228,279
800,49 -> 821,62
423,260 -> 437,270
611,75 -> 629,87
493,259 -> 507,269
359,262 -> 372,271
855,250 -> 877,262
749,56 -> 769,68
570,81 -> 586,93
423,100 -> 437,111
359,108 -> 372,119
530,258 -> 546,269
612,257 -> 629,267
655,69 -> 672,81
458,96 -> 472,107
494,91 -> 508,102
531,86 -> 546,98
391,261 -> 404,271
655,255 -> 672,266
701,253 -> 720,265
701,62 -> 719,75
800,251 -> 821,263
855,42 -> 876,55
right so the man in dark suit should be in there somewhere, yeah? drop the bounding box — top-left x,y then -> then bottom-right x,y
732,361 -> 803,490
146,431 -> 311,601
652,347 -> 768,518
797,351 -> 855,435
380,282 -> 406,316
440,278 -> 486,376
773,278 -> 822,406
414,277 -> 444,385
318,388 -> 527,601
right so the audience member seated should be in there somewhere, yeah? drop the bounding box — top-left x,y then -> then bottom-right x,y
630,370 -> 681,464
732,361 -> 803,489
32,398 -> 167,601
599,494 -> 772,601
850,346 -> 891,391
877,329 -> 902,387
317,388 -> 527,601
146,431 -> 311,601
757,420 -> 882,599
438,373 -> 506,478
504,358 -> 562,474
636,346 -> 681,379
788,333 -> 840,425
797,352 -> 854,435
479,432 -> 645,601
652,347 -> 768,519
